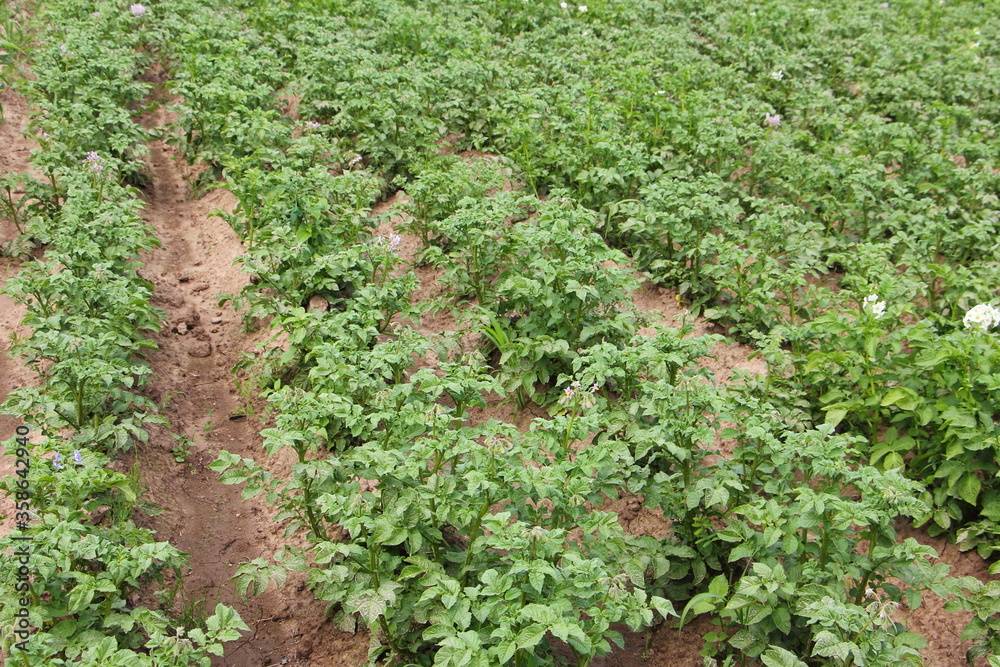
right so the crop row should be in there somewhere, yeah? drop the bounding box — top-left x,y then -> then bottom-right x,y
226,0 -> 1000,549
152,0 -> 1000,664
0,2 -> 246,665
233,0 -> 999,330
225,0 -> 1000,660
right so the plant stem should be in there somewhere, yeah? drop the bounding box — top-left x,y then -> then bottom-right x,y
818,511 -> 830,569
295,444 -> 324,541
460,493 -> 492,588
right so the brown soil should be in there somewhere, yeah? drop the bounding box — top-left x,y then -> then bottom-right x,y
896,523 -> 999,665
0,84 -> 36,539
0,79 -> 992,667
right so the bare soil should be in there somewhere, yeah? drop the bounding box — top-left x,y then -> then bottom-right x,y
0,84 -> 38,541
0,81 -> 990,666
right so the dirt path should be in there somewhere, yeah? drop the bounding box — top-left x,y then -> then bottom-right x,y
0,86 -> 38,536
133,102 -> 367,666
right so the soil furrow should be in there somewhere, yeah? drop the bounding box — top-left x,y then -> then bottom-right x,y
0,86 -> 39,538
134,103 -> 367,666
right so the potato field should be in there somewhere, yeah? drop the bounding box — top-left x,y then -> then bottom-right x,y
2,0 -> 1000,665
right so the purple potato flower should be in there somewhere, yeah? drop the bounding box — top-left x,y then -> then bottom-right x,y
85,151 -> 103,171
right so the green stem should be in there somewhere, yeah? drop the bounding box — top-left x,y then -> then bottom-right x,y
851,600 -> 886,647
302,476 -> 324,541
48,172 -> 60,209
426,451 -> 445,562
563,402 -> 580,457
3,184 -> 23,234
818,512 -> 830,569
424,449 -> 444,482
460,493 -> 492,588
367,546 -> 398,652
854,530 -> 886,606
296,445 -> 324,541
369,545 -> 379,587
75,379 -> 87,430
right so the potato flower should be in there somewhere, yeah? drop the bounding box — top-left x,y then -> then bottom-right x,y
862,294 -> 886,319
85,151 -> 103,171
559,379 -> 599,408
964,303 -> 1000,331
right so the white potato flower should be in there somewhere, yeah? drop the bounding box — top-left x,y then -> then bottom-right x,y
862,294 -> 886,319
964,303 -> 1000,331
